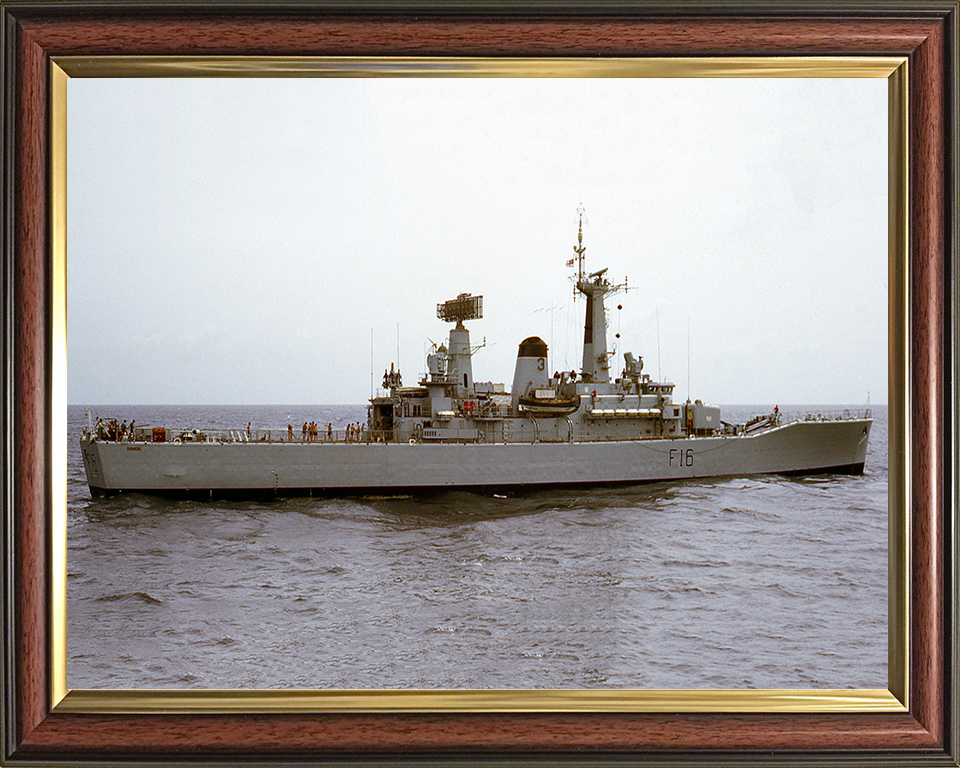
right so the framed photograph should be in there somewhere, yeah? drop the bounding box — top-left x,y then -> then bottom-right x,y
2,2 -> 956,766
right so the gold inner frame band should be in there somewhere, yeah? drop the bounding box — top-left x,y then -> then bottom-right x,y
55,55 -> 902,78
49,55 -> 909,715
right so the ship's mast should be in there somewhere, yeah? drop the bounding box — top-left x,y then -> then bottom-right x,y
573,206 -> 587,283
572,208 -> 626,384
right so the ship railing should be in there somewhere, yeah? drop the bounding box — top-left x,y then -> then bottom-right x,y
778,408 -> 873,425
726,407 -> 874,437
100,426 -> 376,445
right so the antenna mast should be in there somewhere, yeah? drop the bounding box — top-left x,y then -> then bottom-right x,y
573,203 -> 587,290
656,307 -> 662,382
571,207 -> 628,384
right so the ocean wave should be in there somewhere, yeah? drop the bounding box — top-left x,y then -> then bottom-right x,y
95,591 -> 163,605
662,559 -> 729,568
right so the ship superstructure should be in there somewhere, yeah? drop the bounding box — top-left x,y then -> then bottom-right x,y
367,211 -> 717,448
80,212 -> 872,498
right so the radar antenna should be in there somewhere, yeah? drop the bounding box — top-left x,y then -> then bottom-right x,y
437,292 -> 483,329
435,292 -> 483,395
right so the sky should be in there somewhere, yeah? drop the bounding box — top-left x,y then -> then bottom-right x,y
67,76 -> 888,406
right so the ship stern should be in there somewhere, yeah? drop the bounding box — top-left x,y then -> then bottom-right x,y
79,435 -> 108,495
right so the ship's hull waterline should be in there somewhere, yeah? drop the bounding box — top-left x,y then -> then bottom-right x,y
81,418 -> 871,499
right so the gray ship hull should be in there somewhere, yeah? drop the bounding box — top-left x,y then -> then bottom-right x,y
81,418 -> 871,498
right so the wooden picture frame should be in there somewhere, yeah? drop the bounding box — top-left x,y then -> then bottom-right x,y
2,2 -> 957,765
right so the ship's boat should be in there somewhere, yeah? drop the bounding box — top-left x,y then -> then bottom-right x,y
80,211 -> 872,498
517,393 -> 581,417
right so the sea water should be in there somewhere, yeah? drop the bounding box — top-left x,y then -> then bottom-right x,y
66,404 -> 887,690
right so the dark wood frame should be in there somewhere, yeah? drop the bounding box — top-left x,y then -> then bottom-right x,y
2,2 -> 957,765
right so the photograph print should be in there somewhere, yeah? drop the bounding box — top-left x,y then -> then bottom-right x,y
66,75 -> 888,691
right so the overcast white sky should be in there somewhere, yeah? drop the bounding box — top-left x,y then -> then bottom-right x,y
67,77 -> 887,406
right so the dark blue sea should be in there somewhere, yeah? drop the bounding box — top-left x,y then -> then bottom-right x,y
66,404 -> 887,690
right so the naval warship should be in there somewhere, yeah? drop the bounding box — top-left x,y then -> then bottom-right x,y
80,214 -> 872,498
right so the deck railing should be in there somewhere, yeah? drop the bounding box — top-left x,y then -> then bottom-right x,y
87,407 -> 875,446
779,408 -> 873,424
91,425 -> 375,445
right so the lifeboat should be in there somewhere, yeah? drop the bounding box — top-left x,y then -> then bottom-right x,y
517,391 -> 581,417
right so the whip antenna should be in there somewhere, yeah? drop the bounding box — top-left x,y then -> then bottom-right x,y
656,307 -> 662,382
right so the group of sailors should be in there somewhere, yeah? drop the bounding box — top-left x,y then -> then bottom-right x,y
95,418 -> 135,442
291,421 -> 366,442
298,421 -> 332,442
